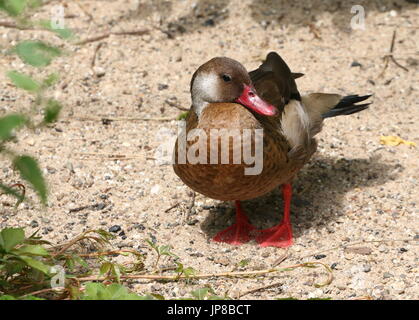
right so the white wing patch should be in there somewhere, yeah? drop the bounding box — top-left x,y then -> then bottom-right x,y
280,100 -> 310,148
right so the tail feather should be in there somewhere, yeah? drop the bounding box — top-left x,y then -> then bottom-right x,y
322,94 -> 372,119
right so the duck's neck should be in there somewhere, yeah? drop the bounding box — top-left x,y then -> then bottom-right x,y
191,97 -> 208,118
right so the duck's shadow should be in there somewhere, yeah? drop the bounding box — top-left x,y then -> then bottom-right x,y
200,155 -> 398,240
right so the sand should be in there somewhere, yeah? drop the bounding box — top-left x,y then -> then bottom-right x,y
0,0 -> 418,299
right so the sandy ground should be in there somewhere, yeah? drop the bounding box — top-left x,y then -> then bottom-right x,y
0,0 -> 418,300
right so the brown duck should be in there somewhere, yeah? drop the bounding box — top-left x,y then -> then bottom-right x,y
173,52 -> 371,247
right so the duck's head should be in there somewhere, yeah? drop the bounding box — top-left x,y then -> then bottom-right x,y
190,57 -> 278,117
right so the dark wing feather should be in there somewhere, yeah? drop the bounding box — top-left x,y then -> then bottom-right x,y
322,94 -> 372,119
249,52 -> 301,111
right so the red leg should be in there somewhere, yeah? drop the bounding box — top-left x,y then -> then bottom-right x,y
256,183 -> 293,248
213,201 -> 256,245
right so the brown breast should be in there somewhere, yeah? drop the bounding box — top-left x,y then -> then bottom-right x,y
173,103 -> 300,201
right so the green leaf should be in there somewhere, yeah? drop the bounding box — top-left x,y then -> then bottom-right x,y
238,258 -> 250,268
13,155 -> 47,205
42,73 -> 59,87
7,71 -> 40,92
150,293 -> 165,300
43,99 -> 62,123
106,284 -> 130,299
5,260 -> 26,274
82,283 -> 107,300
73,255 -> 88,268
0,0 -> 28,16
145,239 -> 157,250
0,227 -> 25,252
191,287 -> 214,300
13,244 -> 49,256
14,41 -> 61,67
111,264 -> 121,283
182,266 -> 197,277
81,282 -> 147,300
0,295 -> 17,300
177,111 -> 189,120
38,20 -> 73,39
0,113 -> 26,141
158,245 -> 178,258
65,257 -> 75,270
99,262 -> 112,276
95,229 -> 115,241
19,255 -> 51,274
175,262 -> 184,273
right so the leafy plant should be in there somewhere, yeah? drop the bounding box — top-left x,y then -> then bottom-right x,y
146,239 -> 179,269
0,228 -> 145,299
80,283 -> 152,300
175,262 -> 197,279
1,0 -> 70,206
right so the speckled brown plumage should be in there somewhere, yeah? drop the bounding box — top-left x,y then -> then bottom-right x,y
173,102 -> 299,200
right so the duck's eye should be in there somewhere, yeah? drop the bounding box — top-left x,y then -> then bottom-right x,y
221,74 -> 232,82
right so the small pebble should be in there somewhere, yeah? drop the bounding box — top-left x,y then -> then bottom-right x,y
363,264 -> 372,273
158,83 -> 169,90
109,225 -> 122,233
92,203 -> 107,211
133,223 -> 146,230
261,251 -> 270,258
314,254 -> 326,260
30,220 -> 39,228
203,19 -> 215,26
190,251 -> 204,257
186,219 -> 199,225
350,61 -> 362,67
47,166 -> 57,174
93,67 -> 106,77
214,256 -> 230,266
150,185 -> 161,195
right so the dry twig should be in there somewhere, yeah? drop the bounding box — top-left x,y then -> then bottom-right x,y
75,29 -> 150,45
380,30 -> 409,77
238,280 -> 283,298
75,261 -> 332,284
91,42 -> 105,68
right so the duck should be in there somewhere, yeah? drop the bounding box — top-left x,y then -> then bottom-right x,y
173,52 -> 371,248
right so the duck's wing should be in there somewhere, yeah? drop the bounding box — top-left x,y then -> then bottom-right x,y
249,53 -> 316,169
249,52 -> 301,111
302,93 -> 372,136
